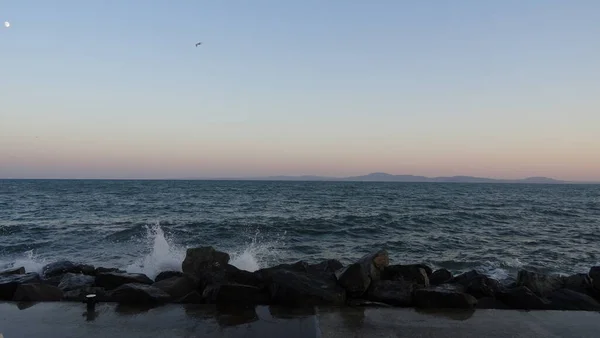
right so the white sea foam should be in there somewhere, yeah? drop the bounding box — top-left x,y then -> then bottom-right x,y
229,229 -> 283,272
0,250 -> 47,274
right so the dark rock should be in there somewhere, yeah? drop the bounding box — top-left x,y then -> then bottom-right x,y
366,280 -> 414,306
196,264 -> 265,292
58,273 -> 95,291
95,267 -> 125,275
496,286 -> 550,310
476,297 -> 511,309
176,291 -> 204,304
268,269 -> 346,306
13,283 -> 63,301
347,299 -> 393,307
0,273 -> 41,300
430,269 -> 453,285
381,265 -> 429,287
63,287 -> 112,302
155,271 -> 184,283
78,264 -> 96,276
452,271 -> 502,299
516,270 -> 564,296
153,276 -> 197,300
589,267 -> 600,290
41,275 -> 62,287
335,249 -> 389,296
181,247 -> 230,276
0,266 -> 25,276
96,272 -> 153,290
547,289 -> 600,311
111,283 -> 171,304
564,273 -> 594,295
308,259 -> 344,274
413,284 -> 477,309
203,283 -> 270,304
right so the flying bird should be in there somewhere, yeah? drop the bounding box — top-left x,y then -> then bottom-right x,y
195,42 -> 202,47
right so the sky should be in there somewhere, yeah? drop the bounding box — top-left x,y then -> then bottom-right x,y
1,1 -> 599,180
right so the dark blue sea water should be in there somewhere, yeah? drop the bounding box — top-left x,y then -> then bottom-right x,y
1,180 -> 599,280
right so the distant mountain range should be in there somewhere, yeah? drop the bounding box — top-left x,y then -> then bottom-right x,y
209,172 -> 577,184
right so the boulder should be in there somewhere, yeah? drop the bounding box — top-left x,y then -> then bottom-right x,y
42,261 -> 93,278
413,284 -> 477,309
516,270 -> 564,296
95,267 -> 126,275
476,297 -> 511,309
0,266 -> 25,276
155,271 -> 184,283
0,273 -> 41,300
335,249 -> 389,296
452,271 -> 502,299
58,273 -> 95,292
309,259 -> 344,274
547,289 -> 600,311
95,272 -> 153,290
181,247 -> 230,277
203,283 -> 270,305
153,276 -> 197,300
564,273 -> 594,295
496,286 -> 550,310
267,269 -> 346,306
176,291 -> 204,304
381,265 -> 429,286
63,286 -> 112,302
111,283 -> 171,304
366,280 -> 414,306
430,269 -> 453,285
196,264 -> 265,292
13,283 -> 63,301
589,267 -> 600,290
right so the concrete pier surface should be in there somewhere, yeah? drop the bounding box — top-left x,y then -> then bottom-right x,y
1,302 -> 599,338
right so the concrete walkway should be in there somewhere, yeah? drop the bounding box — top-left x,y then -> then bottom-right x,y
0,302 -> 599,338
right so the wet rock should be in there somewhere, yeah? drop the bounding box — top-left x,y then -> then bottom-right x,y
42,261 -> 94,278
564,273 -> 594,295
95,267 -> 126,275
153,276 -> 197,300
452,270 -> 502,299
381,265 -> 429,287
155,271 -> 184,283
58,273 -> 95,292
589,267 -> 600,290
476,297 -> 511,309
176,291 -> 203,304
111,283 -> 171,304
366,280 -> 414,306
430,269 -> 453,285
547,289 -> 600,311
516,270 -> 564,296
496,286 -> 550,310
203,283 -> 270,305
13,283 -> 63,301
63,287 -> 112,302
196,264 -> 264,292
95,272 -> 153,290
347,299 -> 394,307
335,249 -> 389,296
413,284 -> 477,309
0,273 -> 41,300
267,269 -> 346,306
182,247 -> 230,277
308,259 -> 344,275
0,266 -> 25,276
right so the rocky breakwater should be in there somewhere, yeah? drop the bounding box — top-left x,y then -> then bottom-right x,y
2,247 -> 600,311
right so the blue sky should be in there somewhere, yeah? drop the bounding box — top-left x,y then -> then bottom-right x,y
1,1 -> 599,179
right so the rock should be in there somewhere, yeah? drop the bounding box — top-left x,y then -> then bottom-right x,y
41,275 -> 63,287
58,273 -> 95,292
452,271 -> 502,299
0,266 -> 25,276
203,283 -> 270,305
413,284 -> 477,309
181,247 -> 230,276
496,286 -> 550,310
0,273 -> 41,300
42,261 -> 95,278
111,283 -> 171,304
63,287 -> 112,302
335,249 -> 389,296
13,283 -> 63,301
347,299 -> 394,307
95,272 -> 153,290
547,289 -> 600,311
308,259 -> 344,274
155,271 -> 184,283
516,270 -> 564,296
430,269 -> 453,286
153,276 -> 197,300
176,291 -> 203,304
381,265 -> 429,286
476,297 -> 511,309
564,273 -> 594,295
589,267 -> 600,290
366,280 -> 414,306
267,269 -> 346,306
95,267 -> 125,275
196,264 -> 265,292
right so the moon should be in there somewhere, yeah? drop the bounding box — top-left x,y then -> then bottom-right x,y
3,21 -> 9,28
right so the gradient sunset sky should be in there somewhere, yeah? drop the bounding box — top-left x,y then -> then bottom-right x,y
1,1 -> 599,180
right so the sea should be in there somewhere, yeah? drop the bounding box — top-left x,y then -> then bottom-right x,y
1,180 -> 599,281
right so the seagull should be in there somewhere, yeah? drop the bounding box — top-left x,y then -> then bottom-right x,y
195,42 -> 202,47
